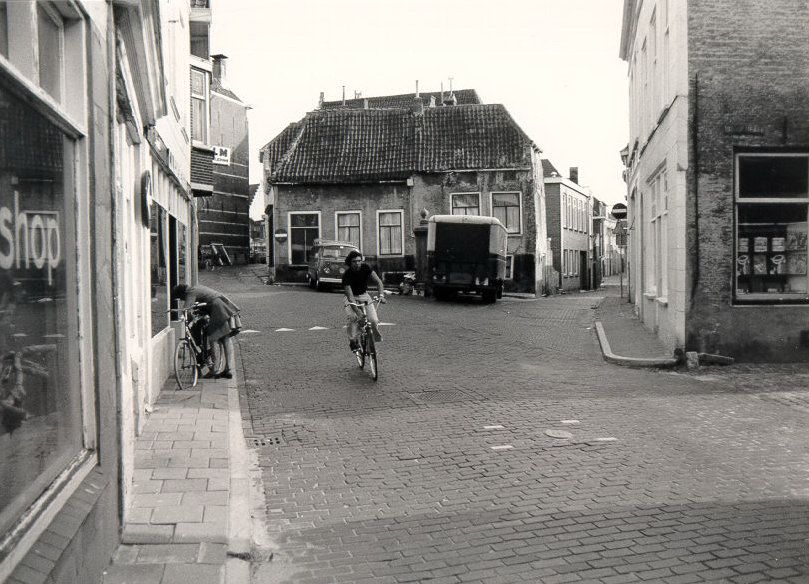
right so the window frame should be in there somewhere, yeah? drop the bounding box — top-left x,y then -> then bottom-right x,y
0,4 -> 97,576
734,152 -> 809,305
287,210 -> 321,265
376,209 -> 404,258
450,192 -> 481,216
504,254 -> 514,280
190,66 -> 209,145
490,191 -> 523,235
335,210 -> 362,250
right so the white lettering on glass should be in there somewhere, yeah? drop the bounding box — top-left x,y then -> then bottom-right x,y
0,191 -> 61,285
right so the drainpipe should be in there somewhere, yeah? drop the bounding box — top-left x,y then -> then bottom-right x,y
690,71 -> 700,308
106,0 -> 127,523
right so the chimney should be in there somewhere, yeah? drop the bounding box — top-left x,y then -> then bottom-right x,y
569,167 -> 579,184
342,85 -> 345,105
211,54 -> 227,83
319,92 -> 324,107
363,98 -> 369,110
415,80 -> 420,98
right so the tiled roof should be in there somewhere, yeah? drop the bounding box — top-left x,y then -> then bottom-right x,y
320,89 -> 481,110
418,105 -> 532,171
263,104 -> 535,184
542,159 -> 561,178
211,79 -> 242,102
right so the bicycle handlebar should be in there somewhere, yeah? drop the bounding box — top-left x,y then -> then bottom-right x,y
346,292 -> 389,308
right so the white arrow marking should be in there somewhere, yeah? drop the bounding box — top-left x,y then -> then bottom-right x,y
275,328 -> 295,332
309,326 -> 328,331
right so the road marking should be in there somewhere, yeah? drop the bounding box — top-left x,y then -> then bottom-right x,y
308,326 -> 328,330
545,429 -> 573,439
240,329 -> 261,334
560,420 -> 580,424
594,437 -> 617,442
483,425 -> 505,430
378,322 -> 396,326
490,445 -> 513,451
275,328 -> 295,332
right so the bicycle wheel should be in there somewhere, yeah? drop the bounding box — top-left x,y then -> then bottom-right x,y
174,339 -> 198,390
365,334 -> 378,381
355,333 -> 366,369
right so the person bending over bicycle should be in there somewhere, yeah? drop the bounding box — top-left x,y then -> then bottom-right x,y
342,250 -> 387,352
171,284 -> 241,379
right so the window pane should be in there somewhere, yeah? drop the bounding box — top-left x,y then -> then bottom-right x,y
150,204 -> 168,335
493,193 -> 520,233
37,5 -> 61,101
379,213 -> 402,255
736,203 -> 808,300
290,214 -> 319,263
191,97 -> 206,142
452,194 -> 479,215
739,156 -> 809,198
0,3 -> 8,57
0,84 -> 82,533
191,69 -> 205,96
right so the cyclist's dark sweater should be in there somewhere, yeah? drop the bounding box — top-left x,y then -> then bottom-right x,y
342,264 -> 373,295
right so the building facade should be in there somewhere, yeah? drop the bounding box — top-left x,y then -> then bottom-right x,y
197,55 -> 250,264
543,162 -> 593,292
620,0 -> 809,361
0,1 -> 193,581
261,98 -> 549,294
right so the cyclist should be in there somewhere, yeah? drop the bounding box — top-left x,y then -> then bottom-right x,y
171,284 -> 241,379
342,250 -> 386,352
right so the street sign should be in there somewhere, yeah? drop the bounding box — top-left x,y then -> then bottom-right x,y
611,203 -> 627,220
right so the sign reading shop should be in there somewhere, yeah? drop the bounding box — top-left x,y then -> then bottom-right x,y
0,190 -> 61,286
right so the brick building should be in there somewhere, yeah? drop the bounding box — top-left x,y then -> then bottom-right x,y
261,94 -> 549,294
543,160 -> 592,292
620,0 -> 809,361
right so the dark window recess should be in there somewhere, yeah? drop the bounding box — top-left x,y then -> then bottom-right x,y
739,156 -> 809,198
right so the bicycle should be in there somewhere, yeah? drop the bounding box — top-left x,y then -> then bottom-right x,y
347,293 -> 388,381
170,303 -> 215,390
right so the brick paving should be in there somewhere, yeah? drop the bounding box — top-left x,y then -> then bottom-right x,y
103,266 -> 809,583
230,269 -> 809,584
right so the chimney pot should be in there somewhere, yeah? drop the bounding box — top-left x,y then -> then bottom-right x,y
569,167 -> 579,184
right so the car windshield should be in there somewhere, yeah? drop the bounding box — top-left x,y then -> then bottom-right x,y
321,246 -> 353,258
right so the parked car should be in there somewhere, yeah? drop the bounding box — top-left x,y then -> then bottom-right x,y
426,215 -> 507,303
306,239 -> 360,291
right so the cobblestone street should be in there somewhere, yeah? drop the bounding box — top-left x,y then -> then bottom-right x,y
217,269 -> 809,584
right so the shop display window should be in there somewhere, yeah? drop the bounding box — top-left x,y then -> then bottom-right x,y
735,154 -> 809,304
0,84 -> 83,536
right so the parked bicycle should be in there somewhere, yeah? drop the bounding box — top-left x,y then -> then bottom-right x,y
347,293 -> 388,381
170,303 -> 216,390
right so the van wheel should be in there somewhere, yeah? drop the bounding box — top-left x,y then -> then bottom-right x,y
307,274 -> 316,289
315,276 -> 325,292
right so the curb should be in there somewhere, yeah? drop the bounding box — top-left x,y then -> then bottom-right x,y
594,321 -> 679,368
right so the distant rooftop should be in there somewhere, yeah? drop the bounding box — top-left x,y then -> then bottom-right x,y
319,89 -> 482,110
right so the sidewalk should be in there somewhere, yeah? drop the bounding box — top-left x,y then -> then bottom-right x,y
593,274 -> 680,368
102,372 -> 254,584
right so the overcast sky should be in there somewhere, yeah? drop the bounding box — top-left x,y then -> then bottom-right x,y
209,0 -> 629,217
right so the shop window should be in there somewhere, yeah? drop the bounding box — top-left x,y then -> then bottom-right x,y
150,203 -> 168,335
0,84 -> 83,537
492,192 -> 522,234
289,212 -> 319,264
378,210 -> 403,256
451,193 -> 480,216
735,154 -> 809,304
336,211 -> 361,248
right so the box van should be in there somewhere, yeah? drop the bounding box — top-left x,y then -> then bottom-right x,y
426,215 -> 507,303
